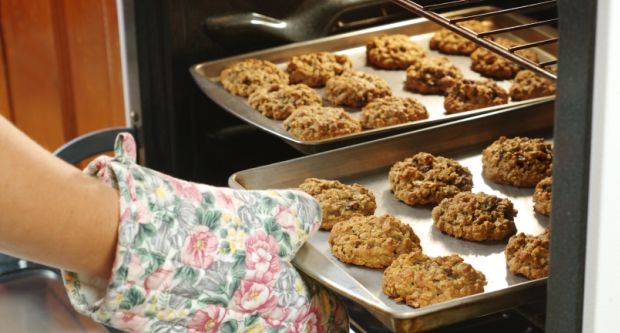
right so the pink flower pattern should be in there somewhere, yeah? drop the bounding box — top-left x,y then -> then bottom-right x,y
187,305 -> 227,333
62,133 -> 348,333
181,226 -> 219,269
245,231 -> 280,283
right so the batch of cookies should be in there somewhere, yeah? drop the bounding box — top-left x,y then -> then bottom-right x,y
298,135 -> 553,309
219,20 -> 556,141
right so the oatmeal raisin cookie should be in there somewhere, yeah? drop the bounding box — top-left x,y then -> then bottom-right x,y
505,229 -> 550,280
325,71 -> 392,108
470,37 -> 539,80
329,214 -> 421,269
248,84 -> 322,120
444,79 -> 509,114
482,136 -> 553,187
509,70 -> 556,101
360,96 -> 428,129
383,252 -> 487,308
405,56 -> 464,94
283,106 -> 361,141
287,52 -> 352,88
432,192 -> 517,241
298,178 -> 376,231
366,34 -> 426,70
220,58 -> 289,97
429,20 -> 494,55
389,152 -> 473,206
533,177 -> 552,216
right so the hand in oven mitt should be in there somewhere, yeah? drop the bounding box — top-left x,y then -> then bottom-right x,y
62,133 -> 349,333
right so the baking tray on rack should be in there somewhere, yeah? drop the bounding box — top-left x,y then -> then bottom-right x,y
191,6 -> 557,154
228,101 -> 554,332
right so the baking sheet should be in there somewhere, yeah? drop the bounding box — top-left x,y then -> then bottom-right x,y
228,102 -> 553,332
191,6 -> 557,154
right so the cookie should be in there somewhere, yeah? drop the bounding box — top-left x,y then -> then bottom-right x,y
366,34 -> 426,70
444,79 -> 509,114
220,58 -> 289,97
389,152 -> 473,206
509,70 -> 556,101
482,136 -> 553,187
429,20 -> 494,55
432,192 -> 517,241
533,177 -> 552,216
360,96 -> 428,129
248,84 -> 322,120
298,178 -> 376,231
283,106 -> 362,141
328,214 -> 421,269
470,37 -> 540,80
405,56 -> 464,95
287,52 -> 352,88
325,70 -> 392,108
383,252 -> 487,308
505,229 -> 550,280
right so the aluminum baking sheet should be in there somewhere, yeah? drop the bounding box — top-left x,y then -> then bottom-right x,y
228,102 -> 553,332
191,6 -> 557,154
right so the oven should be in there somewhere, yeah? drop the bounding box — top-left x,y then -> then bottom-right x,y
114,0 -> 614,332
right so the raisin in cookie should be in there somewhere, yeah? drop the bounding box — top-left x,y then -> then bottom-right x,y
533,177 -> 552,216
325,71 -> 392,108
482,136 -> 553,187
366,34 -> 426,70
287,52 -> 352,88
389,152 -> 473,206
383,252 -> 487,308
220,58 -> 289,97
283,106 -> 361,141
510,70 -> 556,101
429,20 -> 494,56
432,192 -> 517,241
505,229 -> 550,280
360,96 -> 428,129
248,84 -> 322,120
328,214 -> 421,269
405,56 -> 464,95
298,178 -> 376,231
444,79 -> 509,114
470,37 -> 539,80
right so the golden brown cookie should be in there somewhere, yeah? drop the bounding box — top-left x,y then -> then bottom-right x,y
444,79 -> 509,114
389,152 -> 473,206
328,214 -> 421,269
429,20 -> 494,55
533,177 -> 552,216
324,71 -> 392,108
220,58 -> 289,97
366,34 -> 426,70
248,84 -> 322,120
470,37 -> 540,80
283,105 -> 361,141
505,229 -> 550,280
287,52 -> 352,88
482,136 -> 553,187
383,252 -> 487,308
360,96 -> 428,129
298,178 -> 376,231
432,192 -> 517,241
509,70 -> 556,101
405,56 -> 464,95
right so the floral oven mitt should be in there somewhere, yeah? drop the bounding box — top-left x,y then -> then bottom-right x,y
63,134 -> 348,333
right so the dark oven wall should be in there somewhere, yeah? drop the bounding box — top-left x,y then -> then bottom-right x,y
133,0 -> 553,186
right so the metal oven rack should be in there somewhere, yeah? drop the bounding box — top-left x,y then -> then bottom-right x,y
390,0 -> 558,80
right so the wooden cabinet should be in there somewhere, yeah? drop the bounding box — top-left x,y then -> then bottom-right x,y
0,0 -> 124,151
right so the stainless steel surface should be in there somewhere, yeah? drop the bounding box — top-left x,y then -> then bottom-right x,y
190,6 -> 556,154
391,0 -> 558,80
0,269 -> 108,333
228,102 -> 553,332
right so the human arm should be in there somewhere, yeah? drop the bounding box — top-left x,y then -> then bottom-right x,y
0,115 -> 118,278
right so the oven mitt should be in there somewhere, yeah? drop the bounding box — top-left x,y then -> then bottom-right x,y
62,133 -> 349,333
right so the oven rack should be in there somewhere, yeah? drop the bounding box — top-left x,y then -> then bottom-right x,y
391,0 -> 558,80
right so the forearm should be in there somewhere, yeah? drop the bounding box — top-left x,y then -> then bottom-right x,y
0,116 -> 119,278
